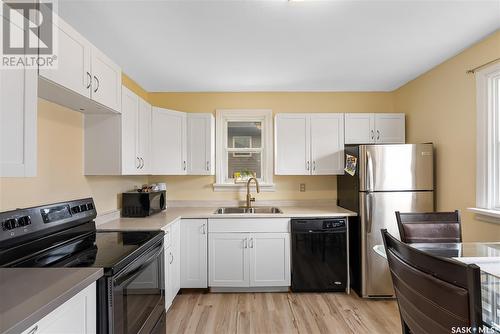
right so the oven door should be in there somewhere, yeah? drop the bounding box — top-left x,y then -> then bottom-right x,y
110,239 -> 165,334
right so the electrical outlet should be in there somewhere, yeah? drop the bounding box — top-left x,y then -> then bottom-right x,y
299,183 -> 306,192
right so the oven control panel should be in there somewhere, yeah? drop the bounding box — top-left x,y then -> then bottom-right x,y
0,198 -> 97,244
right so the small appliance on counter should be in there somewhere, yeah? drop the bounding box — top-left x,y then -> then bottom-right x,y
122,189 -> 166,217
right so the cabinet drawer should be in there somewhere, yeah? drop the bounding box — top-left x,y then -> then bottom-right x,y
208,218 -> 290,233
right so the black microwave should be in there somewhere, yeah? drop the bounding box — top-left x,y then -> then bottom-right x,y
122,190 -> 166,217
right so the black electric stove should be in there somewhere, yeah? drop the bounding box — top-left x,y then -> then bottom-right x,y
0,198 -> 166,334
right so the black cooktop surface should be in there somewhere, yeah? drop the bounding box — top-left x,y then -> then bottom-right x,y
1,229 -> 163,275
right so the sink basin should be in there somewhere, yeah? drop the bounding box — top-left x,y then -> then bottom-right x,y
214,206 -> 283,214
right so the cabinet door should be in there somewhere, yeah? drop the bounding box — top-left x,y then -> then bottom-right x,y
374,113 -> 405,143
90,46 -> 121,112
209,233 -> 249,287
345,113 -> 375,144
181,219 -> 208,288
21,282 -> 96,334
275,114 -> 310,175
138,98 -> 152,174
249,233 -> 290,287
187,114 -> 215,175
39,17 -> 91,98
171,221 -> 181,297
0,18 -> 37,177
310,114 -> 345,175
121,86 -> 139,174
151,108 -> 187,174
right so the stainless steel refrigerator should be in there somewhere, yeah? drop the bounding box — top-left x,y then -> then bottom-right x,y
338,144 -> 434,298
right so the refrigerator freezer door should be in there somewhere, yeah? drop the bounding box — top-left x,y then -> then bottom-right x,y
359,144 -> 434,192
360,191 -> 434,297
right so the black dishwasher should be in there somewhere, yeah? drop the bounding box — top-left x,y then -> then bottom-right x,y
291,218 -> 348,292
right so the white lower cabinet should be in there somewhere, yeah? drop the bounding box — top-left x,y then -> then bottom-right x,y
209,233 -> 249,287
208,219 -> 290,288
249,233 -> 291,287
164,220 -> 180,311
21,282 -> 96,334
180,219 -> 208,288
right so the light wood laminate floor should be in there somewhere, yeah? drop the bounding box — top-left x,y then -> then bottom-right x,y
165,291 -> 401,334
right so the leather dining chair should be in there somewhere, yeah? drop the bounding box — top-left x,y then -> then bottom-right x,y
381,229 -> 482,334
395,210 -> 462,244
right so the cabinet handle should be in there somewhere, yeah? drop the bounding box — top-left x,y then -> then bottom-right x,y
136,157 -> 141,169
93,76 -> 100,93
249,238 -> 254,248
27,325 -> 38,334
140,158 -> 144,169
243,238 -> 248,249
376,130 -> 380,140
169,252 -> 173,264
183,161 -> 187,171
86,72 -> 91,89
201,224 -> 206,234
206,161 -> 210,171
313,161 -> 316,171
371,130 -> 374,140
306,161 -> 310,171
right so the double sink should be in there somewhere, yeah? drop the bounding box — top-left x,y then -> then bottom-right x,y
214,207 -> 283,214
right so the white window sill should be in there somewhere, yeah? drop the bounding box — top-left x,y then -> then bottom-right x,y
468,207 -> 500,223
213,183 -> 276,192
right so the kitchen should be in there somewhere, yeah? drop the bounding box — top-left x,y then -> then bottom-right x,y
1,1 -> 499,333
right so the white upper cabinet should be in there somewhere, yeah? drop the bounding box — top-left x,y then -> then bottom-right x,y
84,86 -> 150,175
274,114 -> 310,175
38,18 -> 91,99
187,113 -> 215,175
38,15 -> 121,113
120,86 -> 139,174
345,113 -> 405,144
0,17 -> 37,177
310,114 -> 345,175
90,47 -> 122,112
275,113 -> 344,175
152,108 -> 187,175
344,113 -> 375,144
137,97 -> 152,174
374,113 -> 405,143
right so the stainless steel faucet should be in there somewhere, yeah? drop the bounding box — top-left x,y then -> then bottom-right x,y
246,177 -> 260,209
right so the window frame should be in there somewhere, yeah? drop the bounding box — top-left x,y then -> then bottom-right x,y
214,109 -> 275,192
471,62 -> 500,221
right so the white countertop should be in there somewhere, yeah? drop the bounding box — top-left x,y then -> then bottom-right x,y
98,205 -> 356,231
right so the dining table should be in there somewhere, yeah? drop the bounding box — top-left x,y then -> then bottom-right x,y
373,242 -> 500,332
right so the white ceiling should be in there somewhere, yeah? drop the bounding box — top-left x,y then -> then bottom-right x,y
58,0 -> 500,92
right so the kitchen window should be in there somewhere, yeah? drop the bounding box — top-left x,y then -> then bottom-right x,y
471,62 -> 500,221
214,109 -> 274,191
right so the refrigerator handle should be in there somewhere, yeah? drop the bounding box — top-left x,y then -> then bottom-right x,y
366,151 -> 374,191
366,193 -> 373,233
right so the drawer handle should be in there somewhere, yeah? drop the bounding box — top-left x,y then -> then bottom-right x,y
249,237 -> 254,248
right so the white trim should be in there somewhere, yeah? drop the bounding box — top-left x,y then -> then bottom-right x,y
468,207 -> 500,224
215,109 -> 274,190
476,63 -> 500,211
212,183 -> 276,192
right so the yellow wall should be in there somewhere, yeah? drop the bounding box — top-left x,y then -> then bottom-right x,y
0,99 -> 148,213
148,92 -> 394,202
394,30 -> 500,241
